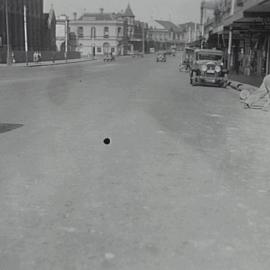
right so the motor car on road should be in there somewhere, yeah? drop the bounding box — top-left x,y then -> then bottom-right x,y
156,52 -> 167,63
104,53 -> 115,62
190,49 -> 228,87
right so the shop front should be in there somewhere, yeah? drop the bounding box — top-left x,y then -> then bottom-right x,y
207,0 -> 270,77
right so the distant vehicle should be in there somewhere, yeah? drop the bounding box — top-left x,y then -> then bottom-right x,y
104,53 -> 115,62
165,50 -> 172,56
156,52 -> 166,62
189,49 -> 228,87
171,46 -> 177,56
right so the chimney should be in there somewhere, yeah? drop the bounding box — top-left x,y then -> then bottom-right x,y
73,12 -> 77,21
100,8 -> 104,14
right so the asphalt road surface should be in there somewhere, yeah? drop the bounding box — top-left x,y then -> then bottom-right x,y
0,55 -> 270,270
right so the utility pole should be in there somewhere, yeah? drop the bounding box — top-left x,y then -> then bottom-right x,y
230,0 -> 236,16
227,0 -> 236,70
5,0 -> 11,65
227,26 -> 233,70
266,34 -> 270,75
24,5 -> 29,66
142,22 -> 145,55
65,17 -> 69,62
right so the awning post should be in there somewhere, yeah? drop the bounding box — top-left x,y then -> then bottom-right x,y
266,34 -> 270,75
227,27 -> 233,70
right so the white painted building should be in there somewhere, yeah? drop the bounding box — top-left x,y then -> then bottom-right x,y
56,15 -> 69,52
68,5 -> 136,56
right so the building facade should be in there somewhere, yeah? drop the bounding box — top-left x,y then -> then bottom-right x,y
56,15 -> 69,52
178,22 -> 201,45
68,5 -> 136,56
202,0 -> 270,76
43,6 -> 56,51
131,20 -> 148,53
0,0 -> 44,51
147,20 -> 184,51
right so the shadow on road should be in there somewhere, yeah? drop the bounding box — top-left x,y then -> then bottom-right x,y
0,123 -> 24,134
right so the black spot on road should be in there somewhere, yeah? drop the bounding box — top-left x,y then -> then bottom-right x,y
0,123 -> 24,134
103,138 -> 111,145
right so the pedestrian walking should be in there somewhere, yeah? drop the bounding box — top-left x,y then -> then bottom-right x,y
52,52 -> 56,63
11,52 -> 16,64
38,51 -> 42,63
33,51 -> 37,64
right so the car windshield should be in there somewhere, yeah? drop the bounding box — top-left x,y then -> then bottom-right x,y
197,53 -> 223,61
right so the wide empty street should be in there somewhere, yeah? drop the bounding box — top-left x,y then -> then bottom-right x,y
0,55 -> 270,270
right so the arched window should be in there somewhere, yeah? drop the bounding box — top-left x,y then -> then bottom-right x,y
91,27 -> 96,39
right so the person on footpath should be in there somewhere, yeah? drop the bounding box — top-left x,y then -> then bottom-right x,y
33,51 -> 37,64
244,74 -> 270,111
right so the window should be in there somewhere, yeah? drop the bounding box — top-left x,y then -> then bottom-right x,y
111,48 -> 115,53
91,27 -> 96,39
104,27 -> 109,38
117,27 -> 122,37
197,53 -> 223,61
77,27 -> 84,38
97,47 -> 102,53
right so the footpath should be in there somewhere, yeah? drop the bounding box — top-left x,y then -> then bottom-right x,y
229,73 -> 263,88
228,73 -> 270,111
0,57 -> 102,68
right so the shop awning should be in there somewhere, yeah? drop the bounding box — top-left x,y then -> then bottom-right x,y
244,1 -> 270,17
212,0 -> 270,34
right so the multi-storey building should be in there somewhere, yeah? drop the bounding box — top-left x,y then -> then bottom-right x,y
178,22 -> 201,45
68,5 -> 136,56
0,0 -> 57,63
131,20 -> 148,53
56,14 -> 69,52
147,20 -> 184,51
43,6 -> 56,51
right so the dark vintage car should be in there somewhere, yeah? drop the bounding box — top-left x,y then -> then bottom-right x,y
190,49 -> 228,87
156,52 -> 166,62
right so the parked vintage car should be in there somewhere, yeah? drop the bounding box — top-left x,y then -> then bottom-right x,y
190,49 -> 228,87
156,52 -> 166,62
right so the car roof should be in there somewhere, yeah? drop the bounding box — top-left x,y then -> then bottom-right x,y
195,49 -> 223,55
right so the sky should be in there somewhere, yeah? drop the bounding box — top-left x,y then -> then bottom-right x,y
44,0 -> 202,25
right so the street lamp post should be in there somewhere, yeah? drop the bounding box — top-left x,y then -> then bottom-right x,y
5,0 -> 11,65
